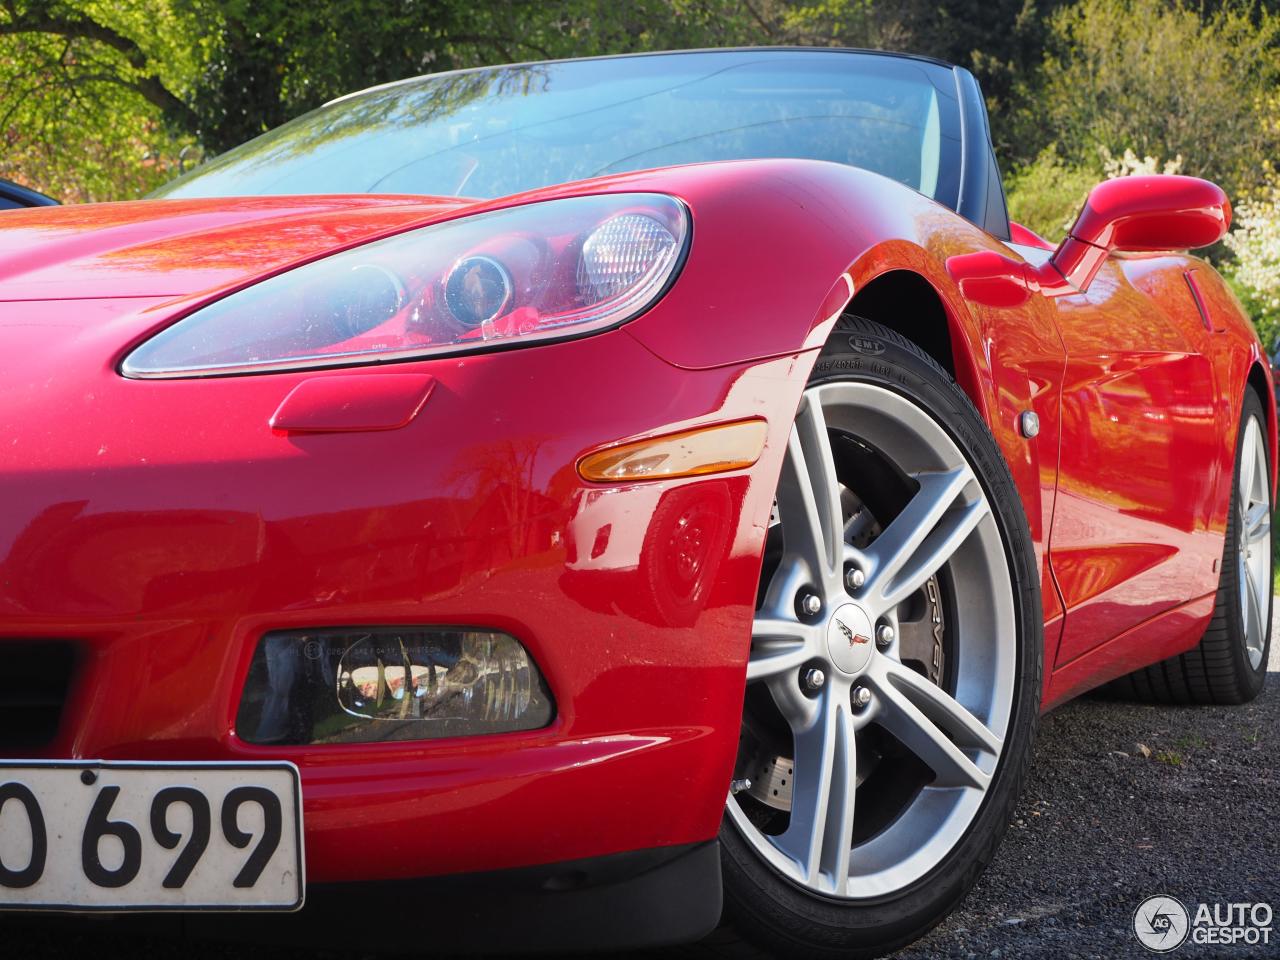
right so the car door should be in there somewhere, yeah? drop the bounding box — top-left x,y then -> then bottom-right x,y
1045,253 -> 1221,665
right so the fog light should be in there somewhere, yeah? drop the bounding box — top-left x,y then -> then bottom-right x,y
236,628 -> 553,745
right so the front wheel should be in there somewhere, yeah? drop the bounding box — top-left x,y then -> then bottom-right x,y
719,318 -> 1042,958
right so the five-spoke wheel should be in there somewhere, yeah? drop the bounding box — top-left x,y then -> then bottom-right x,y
720,319 -> 1040,959
729,378 -> 1014,899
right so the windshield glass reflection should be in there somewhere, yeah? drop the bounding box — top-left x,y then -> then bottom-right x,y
155,50 -> 960,206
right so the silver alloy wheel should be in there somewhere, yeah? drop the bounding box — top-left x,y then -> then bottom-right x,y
727,382 -> 1016,899
1238,414 -> 1272,670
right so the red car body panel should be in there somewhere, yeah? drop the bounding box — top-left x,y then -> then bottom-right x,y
1051,258 -> 1232,662
0,195 -> 468,301
0,158 -> 1272,880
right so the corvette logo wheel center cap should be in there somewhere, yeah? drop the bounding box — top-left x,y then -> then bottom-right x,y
826,602 -> 875,675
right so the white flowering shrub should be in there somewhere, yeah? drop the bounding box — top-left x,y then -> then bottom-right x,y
1100,147 -> 1183,178
1224,182 -> 1280,347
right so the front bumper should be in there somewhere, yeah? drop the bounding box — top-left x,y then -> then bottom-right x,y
0,297 -> 805,885
4,842 -> 723,954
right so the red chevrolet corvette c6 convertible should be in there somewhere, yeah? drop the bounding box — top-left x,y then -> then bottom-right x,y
0,47 -> 1273,958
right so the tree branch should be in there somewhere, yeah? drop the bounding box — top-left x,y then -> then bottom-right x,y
741,0 -> 779,40
0,7 -> 147,68
0,5 -> 200,133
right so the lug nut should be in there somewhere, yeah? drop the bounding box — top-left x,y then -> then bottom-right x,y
803,667 -> 826,692
852,686 -> 872,709
800,593 -> 822,616
845,567 -> 865,591
876,624 -> 895,648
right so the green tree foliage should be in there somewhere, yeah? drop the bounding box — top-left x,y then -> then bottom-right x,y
180,0 -> 593,153
0,0 -> 775,198
1017,0 -> 1280,198
0,0 -> 202,200
1004,146 -> 1097,241
3,0 -> 1280,222
996,0 -> 1280,334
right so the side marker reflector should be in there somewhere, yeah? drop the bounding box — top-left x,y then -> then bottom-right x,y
578,419 -> 768,482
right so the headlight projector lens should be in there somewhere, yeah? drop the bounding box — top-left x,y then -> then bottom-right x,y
444,255 -> 513,328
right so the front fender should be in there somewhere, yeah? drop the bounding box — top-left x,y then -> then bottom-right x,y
515,157 -> 1067,662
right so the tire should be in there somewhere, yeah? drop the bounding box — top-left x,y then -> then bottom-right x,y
718,317 -> 1042,958
1107,388 -> 1272,705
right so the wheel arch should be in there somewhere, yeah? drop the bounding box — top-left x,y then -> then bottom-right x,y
840,268 -> 990,423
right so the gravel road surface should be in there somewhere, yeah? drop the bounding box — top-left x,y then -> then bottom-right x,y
6,615 -> 1278,959
892,622 -> 1280,960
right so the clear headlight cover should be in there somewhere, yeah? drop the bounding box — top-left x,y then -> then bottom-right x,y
121,193 -> 689,378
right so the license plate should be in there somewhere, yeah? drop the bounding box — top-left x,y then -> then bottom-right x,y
0,761 -> 304,911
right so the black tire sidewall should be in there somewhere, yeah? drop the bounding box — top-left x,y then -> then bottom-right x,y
719,320 -> 1043,958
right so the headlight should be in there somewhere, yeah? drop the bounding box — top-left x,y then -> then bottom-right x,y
121,193 -> 689,378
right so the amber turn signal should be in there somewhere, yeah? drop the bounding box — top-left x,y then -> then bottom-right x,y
578,419 -> 768,482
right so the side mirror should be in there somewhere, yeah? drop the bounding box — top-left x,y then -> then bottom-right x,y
948,176 -> 1231,308
1052,175 -> 1231,292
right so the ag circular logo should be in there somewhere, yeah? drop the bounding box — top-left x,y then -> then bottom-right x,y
1133,895 -> 1190,952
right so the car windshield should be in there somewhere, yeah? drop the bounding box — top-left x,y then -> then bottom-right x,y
154,49 -> 962,208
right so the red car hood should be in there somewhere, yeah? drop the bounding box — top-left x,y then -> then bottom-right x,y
0,194 -> 474,302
